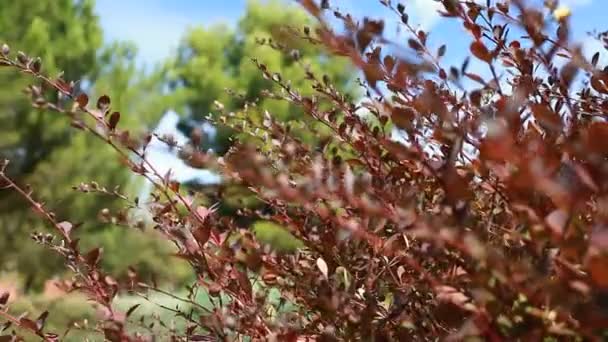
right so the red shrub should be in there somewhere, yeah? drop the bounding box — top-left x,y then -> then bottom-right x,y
1,0 -> 608,340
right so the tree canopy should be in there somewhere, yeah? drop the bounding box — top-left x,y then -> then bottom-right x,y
0,0 -> 179,290
170,0 -> 355,155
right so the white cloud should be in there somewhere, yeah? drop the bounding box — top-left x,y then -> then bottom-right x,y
409,0 -> 443,30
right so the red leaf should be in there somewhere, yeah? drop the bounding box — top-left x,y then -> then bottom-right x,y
54,79 -> 72,94
408,38 -> 423,51
391,106 -> 416,130
168,181 -> 180,193
560,62 -> 578,88
19,318 -> 38,332
591,76 -> 608,94
530,103 -> 562,132
97,95 -> 111,111
84,247 -> 102,268
464,72 -> 486,85
76,93 -> 88,108
383,55 -> 395,72
586,122 -> 608,155
299,0 -> 320,17
193,225 -> 210,247
470,40 -> 492,63
588,255 -> 608,287
108,111 -> 120,131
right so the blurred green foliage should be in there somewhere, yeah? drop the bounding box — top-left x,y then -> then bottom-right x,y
252,221 -> 304,253
9,294 -> 98,341
171,0 -> 355,154
9,290 -> 206,341
0,0 -> 183,291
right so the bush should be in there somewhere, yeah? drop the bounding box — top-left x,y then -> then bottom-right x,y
1,0 -> 608,340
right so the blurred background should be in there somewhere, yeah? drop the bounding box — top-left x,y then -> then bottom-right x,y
0,0 -> 605,339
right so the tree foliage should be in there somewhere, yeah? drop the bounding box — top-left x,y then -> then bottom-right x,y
170,0 -> 354,155
0,0 -> 180,290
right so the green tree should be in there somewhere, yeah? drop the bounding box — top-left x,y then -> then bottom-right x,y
170,0 -> 354,155
0,0 -> 101,179
0,1 -> 184,290
0,0 -> 103,290
166,0 -> 356,247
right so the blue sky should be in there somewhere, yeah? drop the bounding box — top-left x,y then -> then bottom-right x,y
93,0 -> 607,183
95,0 -> 607,67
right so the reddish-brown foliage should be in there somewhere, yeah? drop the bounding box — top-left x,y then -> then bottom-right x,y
2,0 -> 608,340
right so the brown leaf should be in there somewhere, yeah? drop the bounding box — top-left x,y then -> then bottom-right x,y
84,247 -> 102,268
560,62 -> 578,88
470,40 -> 492,63
588,255 -> 608,287
96,95 -> 111,111
300,0 -> 320,17
104,327 -> 122,342
469,90 -> 482,106
193,225 -> 210,247
54,78 -> 72,94
479,136 -> 516,162
19,317 -> 38,332
76,93 -> 88,108
0,292 -> 8,306
391,106 -> 415,130
108,111 -> 120,131
356,18 -> 384,52
591,76 -> 608,94
408,38 -> 423,51
531,103 -> 562,132
363,63 -> 383,87
383,55 -> 395,72
586,122 -> 608,155
464,72 -> 486,85
443,166 -> 473,205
